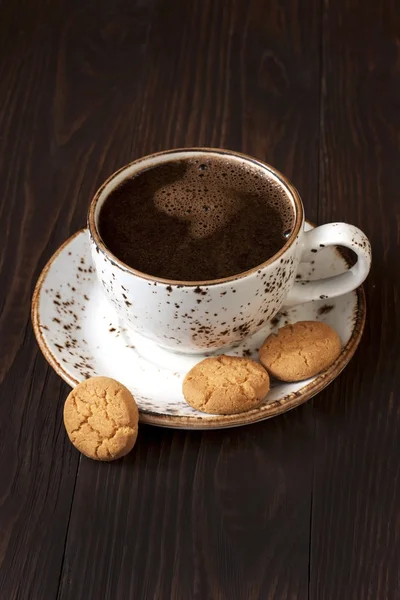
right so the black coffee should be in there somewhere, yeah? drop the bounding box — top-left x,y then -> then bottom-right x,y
98,155 -> 295,281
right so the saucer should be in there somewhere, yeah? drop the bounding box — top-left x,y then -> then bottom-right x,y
32,223 -> 366,429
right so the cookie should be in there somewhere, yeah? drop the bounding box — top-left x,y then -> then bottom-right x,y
182,355 -> 270,415
63,376 -> 139,461
259,320 -> 341,382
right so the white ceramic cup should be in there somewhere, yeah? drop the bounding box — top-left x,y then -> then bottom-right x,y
88,148 -> 371,354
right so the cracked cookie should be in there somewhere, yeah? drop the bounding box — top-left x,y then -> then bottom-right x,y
182,355 -> 270,415
259,321 -> 341,382
63,376 -> 139,461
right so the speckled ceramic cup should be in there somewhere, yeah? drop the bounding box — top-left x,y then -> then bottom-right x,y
88,148 -> 371,354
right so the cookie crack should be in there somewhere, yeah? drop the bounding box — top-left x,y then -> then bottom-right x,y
70,418 -> 98,442
71,395 -> 91,418
298,350 -> 310,367
72,387 -> 122,432
201,388 -> 213,407
103,395 -> 119,430
70,407 -> 119,440
95,426 -> 136,458
268,351 -> 283,367
239,382 -> 257,400
94,441 -> 102,459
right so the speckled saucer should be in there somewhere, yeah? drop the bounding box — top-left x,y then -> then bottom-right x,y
32,223 -> 366,429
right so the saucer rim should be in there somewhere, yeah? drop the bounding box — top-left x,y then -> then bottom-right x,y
31,227 -> 366,430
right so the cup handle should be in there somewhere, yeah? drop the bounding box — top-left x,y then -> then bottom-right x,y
284,223 -> 371,307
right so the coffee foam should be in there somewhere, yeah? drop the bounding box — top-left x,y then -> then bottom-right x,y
152,157 -> 294,239
98,154 -> 297,281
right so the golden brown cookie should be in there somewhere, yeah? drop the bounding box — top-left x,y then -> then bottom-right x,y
259,321 -> 341,382
182,355 -> 270,415
63,376 -> 139,461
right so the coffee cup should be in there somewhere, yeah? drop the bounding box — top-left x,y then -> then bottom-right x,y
88,148 -> 371,354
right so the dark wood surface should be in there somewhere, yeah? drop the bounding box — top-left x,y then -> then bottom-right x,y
0,0 -> 398,598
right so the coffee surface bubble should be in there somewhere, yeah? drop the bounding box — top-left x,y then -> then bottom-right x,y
98,156 -> 295,281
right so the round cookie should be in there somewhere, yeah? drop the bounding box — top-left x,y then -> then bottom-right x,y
183,355 -> 270,415
64,376 -> 139,461
259,320 -> 341,382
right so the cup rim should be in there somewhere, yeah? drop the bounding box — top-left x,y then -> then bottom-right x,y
87,147 -> 304,286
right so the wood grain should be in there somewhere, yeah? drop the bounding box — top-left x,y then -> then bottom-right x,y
0,0 -> 398,598
52,0 -> 321,599
58,414 -> 316,600
0,1 -> 84,597
310,0 -> 400,599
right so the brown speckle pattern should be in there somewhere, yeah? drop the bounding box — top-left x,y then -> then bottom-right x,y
33,225 -> 365,428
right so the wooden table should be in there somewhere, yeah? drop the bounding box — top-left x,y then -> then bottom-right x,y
0,1 -> 399,598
